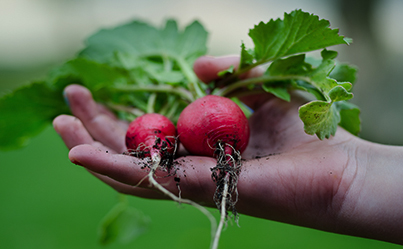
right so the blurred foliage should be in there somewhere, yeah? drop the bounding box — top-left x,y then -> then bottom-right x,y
0,68 -> 49,94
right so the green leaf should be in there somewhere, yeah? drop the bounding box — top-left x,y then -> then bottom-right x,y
50,57 -> 129,91
299,86 -> 353,139
239,42 -> 254,69
248,9 -> 350,62
266,54 -> 311,76
217,65 -> 235,77
0,82 -> 69,150
1,12 -> 359,150
299,101 -> 340,139
292,80 -> 325,101
78,19 -> 208,102
321,49 -> 339,60
260,49 -> 360,139
262,84 -> 290,102
304,50 -> 352,99
98,202 -> 150,245
336,101 -> 361,135
329,63 -> 358,86
79,19 -> 208,66
176,20 -> 209,61
231,97 -> 253,118
264,51 -> 352,101
308,56 -> 338,96
152,71 -> 185,84
113,52 -> 185,85
50,57 -> 167,115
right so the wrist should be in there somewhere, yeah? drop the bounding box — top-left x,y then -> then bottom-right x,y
337,138 -> 403,245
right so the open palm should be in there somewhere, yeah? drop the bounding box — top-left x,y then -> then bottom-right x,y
54,56 -> 402,244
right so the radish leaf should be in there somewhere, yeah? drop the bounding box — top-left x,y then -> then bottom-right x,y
240,42 -> 254,69
49,57 -> 129,90
262,85 -> 290,102
98,202 -> 150,245
330,63 -> 358,85
0,82 -> 69,150
299,85 -> 353,139
336,101 -> 361,136
247,9 -> 350,65
0,10 -> 361,151
79,19 -> 207,67
252,49 -> 359,138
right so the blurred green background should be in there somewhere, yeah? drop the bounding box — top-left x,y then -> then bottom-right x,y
1,0 -> 403,248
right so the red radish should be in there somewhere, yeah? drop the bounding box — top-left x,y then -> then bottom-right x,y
124,113 -> 217,244
126,113 -> 177,166
177,95 -> 250,249
177,95 -> 249,157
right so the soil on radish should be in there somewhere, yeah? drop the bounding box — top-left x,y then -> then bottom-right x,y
125,135 -> 178,172
211,140 -> 242,220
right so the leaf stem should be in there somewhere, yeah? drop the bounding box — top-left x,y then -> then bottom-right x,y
175,56 -> 205,99
216,60 -> 267,87
215,74 -> 312,97
111,85 -> 194,103
148,153 -> 218,249
106,102 -> 145,117
146,93 -> 157,114
117,193 -> 129,205
164,100 -> 180,121
162,54 -> 173,72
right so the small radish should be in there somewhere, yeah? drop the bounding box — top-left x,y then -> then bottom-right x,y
177,95 -> 249,156
177,95 -> 250,249
125,113 -> 177,169
125,113 -> 217,246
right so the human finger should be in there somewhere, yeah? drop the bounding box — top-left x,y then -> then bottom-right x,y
193,55 -> 271,110
90,171 -> 167,199
95,103 -> 129,131
63,84 -> 127,153
193,55 -> 264,83
69,144 -> 218,205
53,114 -> 112,152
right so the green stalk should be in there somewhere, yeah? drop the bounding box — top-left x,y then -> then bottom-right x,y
117,193 -> 128,205
106,102 -> 145,117
111,85 -> 194,103
146,93 -> 157,114
162,54 -> 173,72
214,75 -> 312,97
164,100 -> 180,121
175,56 -> 205,99
215,60 -> 267,87
138,53 -> 204,100
158,96 -> 174,117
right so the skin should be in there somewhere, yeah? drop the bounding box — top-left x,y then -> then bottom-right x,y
53,55 -> 403,245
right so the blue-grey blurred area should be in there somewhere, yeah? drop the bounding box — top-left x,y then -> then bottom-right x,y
1,0 -> 402,144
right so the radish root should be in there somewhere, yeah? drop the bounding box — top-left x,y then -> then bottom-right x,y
210,142 -> 242,249
126,138 -> 218,249
148,153 -> 217,246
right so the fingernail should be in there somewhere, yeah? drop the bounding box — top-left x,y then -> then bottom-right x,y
53,126 -> 60,136
71,158 -> 83,166
63,89 -> 70,108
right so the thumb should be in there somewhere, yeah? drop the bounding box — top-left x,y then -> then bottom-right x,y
193,55 -> 272,110
193,55 -> 240,83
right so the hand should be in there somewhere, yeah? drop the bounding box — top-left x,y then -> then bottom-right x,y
53,56 -> 403,245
